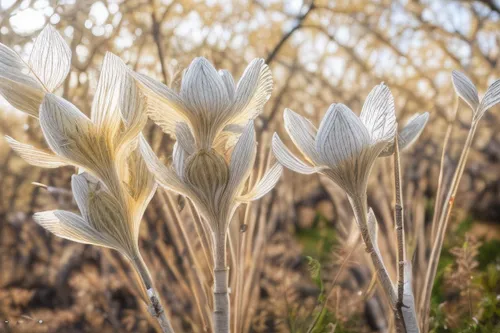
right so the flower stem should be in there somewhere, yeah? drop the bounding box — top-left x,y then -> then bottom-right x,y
214,233 -> 230,333
348,195 -> 397,305
131,255 -> 175,333
419,120 -> 478,332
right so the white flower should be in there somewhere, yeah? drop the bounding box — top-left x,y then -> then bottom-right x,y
134,57 -> 273,151
139,121 -> 282,238
34,164 -> 156,260
272,84 -> 428,197
0,25 -> 71,116
452,70 -> 500,119
5,53 -> 146,193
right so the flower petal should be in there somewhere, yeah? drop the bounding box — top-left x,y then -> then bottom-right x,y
230,58 -> 273,124
29,25 -> 71,92
138,135 -> 191,196
477,79 -> 500,118
379,112 -> 429,157
39,94 -> 94,161
172,142 -> 189,180
34,210 -> 120,249
272,133 -> 319,174
284,108 -> 320,163
316,104 -> 371,167
180,57 -> 230,117
227,121 -> 256,196
219,69 -> 235,101
133,71 -> 188,136
238,163 -> 282,202
452,71 -> 479,112
5,136 -> 69,168
91,52 -> 124,136
0,43 -> 45,116
360,83 -> 396,143
175,122 -> 196,154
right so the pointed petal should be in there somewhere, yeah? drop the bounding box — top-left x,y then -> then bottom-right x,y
39,94 -> 94,161
71,173 -> 95,221
316,104 -> 371,167
34,210 -> 119,249
360,83 -> 396,142
227,121 -> 256,196
452,71 -> 479,112
219,69 -> 235,101
379,112 -> 430,157
230,58 -> 273,124
175,122 -> 196,154
29,25 -> 71,92
238,163 -> 282,201
478,79 -> 500,118
5,136 -> 69,168
284,108 -> 320,163
0,43 -> 45,116
180,57 -> 230,117
272,133 -> 319,174
138,135 -> 191,196
134,72 -> 188,136
91,52 -> 124,135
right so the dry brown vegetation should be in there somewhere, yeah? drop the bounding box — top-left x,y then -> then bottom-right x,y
0,0 -> 499,332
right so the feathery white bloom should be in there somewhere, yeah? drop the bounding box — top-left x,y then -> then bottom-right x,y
452,70 -> 500,119
272,84 -> 428,197
0,25 -> 71,116
140,121 -> 282,236
134,57 -> 273,151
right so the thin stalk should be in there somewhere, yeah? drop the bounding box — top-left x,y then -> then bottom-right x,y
213,232 -> 230,333
348,195 -> 397,306
419,119 -> 479,332
131,255 -> 175,333
393,134 -> 414,333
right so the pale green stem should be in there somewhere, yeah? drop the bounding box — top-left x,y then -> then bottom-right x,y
213,232 -> 230,333
348,195 -> 397,305
131,255 -> 175,333
419,120 -> 478,332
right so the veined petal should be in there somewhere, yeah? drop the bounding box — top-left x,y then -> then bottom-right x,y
138,135 -> 191,196
360,83 -> 396,142
452,71 -> 479,112
316,104 -> 371,167
5,136 -> 69,168
272,133 -> 319,174
379,112 -> 429,157
34,210 -> 120,250
134,72 -> 188,136
227,121 -> 256,196
284,108 -> 320,163
477,79 -> 500,118
238,163 -> 282,202
219,69 -> 235,101
29,25 -> 71,92
230,58 -> 273,124
91,52 -> 124,136
172,142 -> 189,180
0,43 -> 45,116
71,173 -> 96,221
39,94 -> 94,161
175,122 -> 196,154
180,57 -> 230,117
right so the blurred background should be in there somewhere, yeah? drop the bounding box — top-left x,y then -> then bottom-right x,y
0,0 -> 499,332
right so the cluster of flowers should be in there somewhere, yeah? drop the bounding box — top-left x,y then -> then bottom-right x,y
4,25 -> 498,333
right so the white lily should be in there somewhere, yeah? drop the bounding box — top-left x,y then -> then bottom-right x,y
273,84 -> 428,197
452,70 -> 500,119
134,57 -> 273,151
0,25 -> 71,116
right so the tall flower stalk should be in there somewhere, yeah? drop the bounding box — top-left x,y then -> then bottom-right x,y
1,27 -> 174,333
272,84 -> 428,332
135,57 -> 281,333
